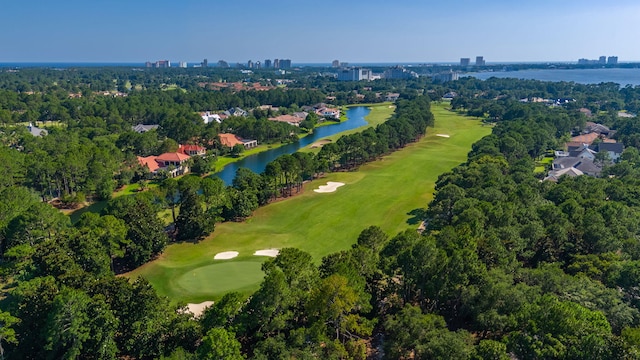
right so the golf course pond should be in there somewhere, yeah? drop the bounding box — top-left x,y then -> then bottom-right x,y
213,106 -> 371,184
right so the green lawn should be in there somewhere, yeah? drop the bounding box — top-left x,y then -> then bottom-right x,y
126,103 -> 492,302
535,156 -> 554,174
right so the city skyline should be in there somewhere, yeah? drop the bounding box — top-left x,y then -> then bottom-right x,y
1,0 -> 639,63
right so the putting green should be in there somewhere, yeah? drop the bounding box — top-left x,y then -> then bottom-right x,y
127,103 -> 491,302
174,260 -> 265,300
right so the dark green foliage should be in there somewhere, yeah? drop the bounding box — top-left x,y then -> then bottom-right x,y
104,194 -> 168,268
175,188 -> 214,241
7,71 -> 640,359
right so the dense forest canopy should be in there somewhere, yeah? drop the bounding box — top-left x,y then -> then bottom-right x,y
2,67 -> 640,358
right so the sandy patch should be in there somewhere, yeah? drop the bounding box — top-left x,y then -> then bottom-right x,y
310,139 -> 332,149
214,251 -> 239,260
314,181 -> 345,193
254,249 -> 280,257
436,134 -> 450,138
186,301 -> 214,317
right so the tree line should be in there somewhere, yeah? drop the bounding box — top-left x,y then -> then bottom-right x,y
3,73 -> 640,358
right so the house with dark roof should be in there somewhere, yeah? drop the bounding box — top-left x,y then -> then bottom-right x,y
224,107 -> 248,117
585,122 -> 610,136
551,157 -> 602,177
593,142 -> 624,163
567,144 -> 597,160
132,124 -> 159,133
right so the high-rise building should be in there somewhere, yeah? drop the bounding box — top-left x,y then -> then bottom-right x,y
475,56 -> 485,66
202,59 -> 208,67
179,61 -> 187,68
599,56 -> 607,65
247,60 -> 253,68
264,59 -> 272,68
337,67 -> 371,81
332,60 -> 340,68
607,56 -> 618,65
155,60 -> 170,68
433,71 -> 460,82
273,59 -> 280,69
255,61 -> 261,69
280,59 -> 292,69
460,58 -> 471,66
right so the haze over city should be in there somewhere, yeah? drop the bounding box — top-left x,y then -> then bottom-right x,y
2,0 -> 639,63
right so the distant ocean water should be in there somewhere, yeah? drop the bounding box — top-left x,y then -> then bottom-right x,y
0,62 -> 441,68
468,68 -> 640,86
0,62 -> 144,68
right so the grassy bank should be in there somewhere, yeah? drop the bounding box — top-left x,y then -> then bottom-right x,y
127,103 -> 492,302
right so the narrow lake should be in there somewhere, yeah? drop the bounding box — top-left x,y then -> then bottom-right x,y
214,106 -> 371,184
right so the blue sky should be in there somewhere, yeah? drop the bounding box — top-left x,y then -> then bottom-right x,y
1,0 -> 639,63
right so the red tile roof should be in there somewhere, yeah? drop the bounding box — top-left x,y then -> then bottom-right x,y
178,144 -> 206,154
218,133 -> 243,147
570,133 -> 599,145
137,156 -> 160,172
156,152 -> 190,163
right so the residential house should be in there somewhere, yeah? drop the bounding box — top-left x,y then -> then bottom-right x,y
224,107 -> 248,117
593,142 -> 624,163
218,133 -> 258,149
551,157 -> 602,177
137,156 -> 161,173
201,111 -> 222,124
269,114 -> 305,126
137,152 -> 191,178
385,93 -> 400,102
301,103 -> 339,120
543,167 -> 584,182
569,133 -> 599,146
132,124 -> 159,133
178,144 -> 206,156
567,144 -> 597,160
155,152 -> 191,177
585,121 -> 610,135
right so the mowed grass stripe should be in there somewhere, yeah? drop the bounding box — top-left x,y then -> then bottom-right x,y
127,103 -> 491,302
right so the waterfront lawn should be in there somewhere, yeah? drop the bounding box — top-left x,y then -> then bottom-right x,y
126,103 -> 492,302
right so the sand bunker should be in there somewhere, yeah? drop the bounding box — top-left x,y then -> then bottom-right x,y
310,139 -> 332,149
254,249 -> 280,257
186,301 -> 214,317
314,182 -> 345,193
214,251 -> 239,260
436,134 -> 450,138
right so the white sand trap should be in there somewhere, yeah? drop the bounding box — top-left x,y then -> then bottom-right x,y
314,181 -> 345,193
436,134 -> 450,138
254,249 -> 280,257
186,301 -> 214,317
214,251 -> 239,260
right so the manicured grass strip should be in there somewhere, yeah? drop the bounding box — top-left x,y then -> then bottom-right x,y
126,103 -> 491,302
